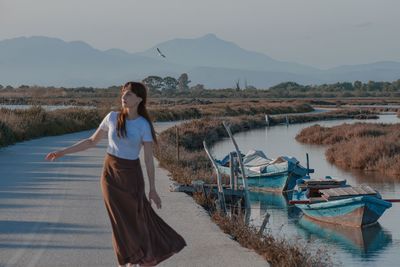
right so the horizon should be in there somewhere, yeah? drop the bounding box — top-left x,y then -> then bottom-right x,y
1,0 -> 399,69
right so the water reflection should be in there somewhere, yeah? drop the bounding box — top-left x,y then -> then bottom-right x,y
296,217 -> 392,258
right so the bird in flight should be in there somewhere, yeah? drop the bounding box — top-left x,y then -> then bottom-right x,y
156,48 -> 166,58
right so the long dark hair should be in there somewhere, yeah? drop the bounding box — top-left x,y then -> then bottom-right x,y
116,81 -> 157,144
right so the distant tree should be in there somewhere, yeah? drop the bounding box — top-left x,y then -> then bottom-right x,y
354,80 -> 362,90
142,75 -> 164,91
177,73 -> 190,91
269,82 -> 302,91
340,82 -> 353,91
190,84 -> 205,91
163,76 -> 178,91
235,79 -> 241,91
0,84 -> 3,90
245,85 -> 257,90
393,79 -> 400,90
367,80 -> 379,91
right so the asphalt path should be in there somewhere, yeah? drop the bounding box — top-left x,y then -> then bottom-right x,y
0,121 -> 267,267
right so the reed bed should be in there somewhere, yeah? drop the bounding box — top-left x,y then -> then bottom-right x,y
296,123 -> 400,178
0,106 -> 108,147
154,116 -> 334,266
149,101 -> 313,121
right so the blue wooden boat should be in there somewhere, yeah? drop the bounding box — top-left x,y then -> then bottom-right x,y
215,149 -> 312,192
291,178 -> 392,227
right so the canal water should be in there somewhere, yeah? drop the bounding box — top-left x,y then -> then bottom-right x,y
211,114 -> 400,266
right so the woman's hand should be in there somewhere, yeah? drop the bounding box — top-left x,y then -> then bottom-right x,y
149,190 -> 162,209
45,151 -> 63,161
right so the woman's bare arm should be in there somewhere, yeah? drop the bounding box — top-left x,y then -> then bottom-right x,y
143,141 -> 161,208
143,142 -> 156,190
45,128 -> 107,161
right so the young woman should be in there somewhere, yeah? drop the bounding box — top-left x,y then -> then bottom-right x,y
45,82 -> 186,267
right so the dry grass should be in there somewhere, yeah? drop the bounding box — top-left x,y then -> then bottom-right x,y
0,106 -> 108,147
212,213 -> 331,267
296,123 -> 400,178
149,101 -> 313,121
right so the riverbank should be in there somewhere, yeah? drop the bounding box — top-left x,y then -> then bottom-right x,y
0,102 -> 312,147
296,123 -> 400,178
150,101 -> 313,121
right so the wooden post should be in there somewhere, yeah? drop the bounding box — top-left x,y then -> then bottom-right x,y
233,158 -> 238,191
306,153 -> 310,176
258,213 -> 270,235
222,121 -> 251,224
265,114 -> 270,127
229,152 -> 235,189
285,115 -> 289,126
176,126 -> 180,161
203,141 -> 226,214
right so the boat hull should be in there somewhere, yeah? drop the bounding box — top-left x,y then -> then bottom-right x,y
218,161 -> 308,192
297,196 -> 392,227
246,173 -> 300,192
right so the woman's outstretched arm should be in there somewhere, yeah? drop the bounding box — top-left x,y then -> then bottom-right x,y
143,141 -> 162,209
45,128 -> 107,161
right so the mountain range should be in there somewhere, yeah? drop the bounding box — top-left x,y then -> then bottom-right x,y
0,34 -> 399,88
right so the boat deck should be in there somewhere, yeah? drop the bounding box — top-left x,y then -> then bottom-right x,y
321,185 -> 378,200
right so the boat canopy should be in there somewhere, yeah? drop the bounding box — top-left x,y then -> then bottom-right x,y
242,149 -> 272,167
216,149 -> 302,175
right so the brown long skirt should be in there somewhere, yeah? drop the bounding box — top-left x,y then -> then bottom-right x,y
101,153 -> 186,266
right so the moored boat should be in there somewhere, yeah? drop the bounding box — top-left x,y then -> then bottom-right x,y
215,149 -> 312,192
291,178 -> 392,227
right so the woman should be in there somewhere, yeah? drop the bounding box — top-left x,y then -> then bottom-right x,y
45,82 -> 186,267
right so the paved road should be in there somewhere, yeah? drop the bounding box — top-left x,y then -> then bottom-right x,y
0,122 -> 267,267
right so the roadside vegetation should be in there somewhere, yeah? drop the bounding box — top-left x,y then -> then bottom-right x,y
296,123 -> 400,178
0,106 -> 108,147
154,116 -> 333,266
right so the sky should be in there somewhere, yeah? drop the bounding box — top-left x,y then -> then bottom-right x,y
1,0 -> 399,69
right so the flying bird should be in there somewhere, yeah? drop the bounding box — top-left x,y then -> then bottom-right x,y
156,48 -> 166,58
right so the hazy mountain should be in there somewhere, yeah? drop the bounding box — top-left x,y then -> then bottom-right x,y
0,35 -> 399,88
137,33 -> 319,75
0,36 -> 183,87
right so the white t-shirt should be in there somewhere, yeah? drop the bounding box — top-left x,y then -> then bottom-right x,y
98,111 -> 153,160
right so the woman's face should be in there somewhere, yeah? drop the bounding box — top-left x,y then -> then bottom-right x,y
121,88 -> 142,109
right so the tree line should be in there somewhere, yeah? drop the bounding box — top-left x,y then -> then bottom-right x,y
1,77 -> 400,98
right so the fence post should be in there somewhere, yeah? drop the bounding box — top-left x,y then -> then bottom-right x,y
176,126 -> 180,161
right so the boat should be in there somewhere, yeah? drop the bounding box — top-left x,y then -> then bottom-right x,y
215,149 -> 313,192
291,177 -> 392,227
